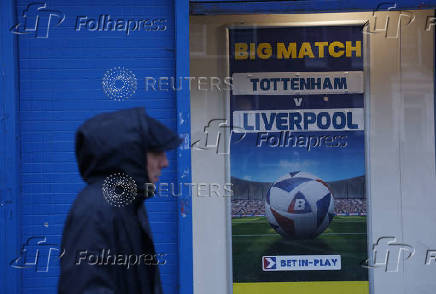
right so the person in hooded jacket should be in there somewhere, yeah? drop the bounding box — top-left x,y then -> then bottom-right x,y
58,107 -> 182,294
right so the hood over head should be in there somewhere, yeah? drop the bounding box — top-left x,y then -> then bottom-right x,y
75,107 -> 181,197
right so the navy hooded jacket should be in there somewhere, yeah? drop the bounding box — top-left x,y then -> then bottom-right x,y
58,107 -> 181,294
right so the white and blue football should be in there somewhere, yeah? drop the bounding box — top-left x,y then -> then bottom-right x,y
265,171 -> 335,239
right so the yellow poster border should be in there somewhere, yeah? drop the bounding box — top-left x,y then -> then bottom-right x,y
233,281 -> 369,294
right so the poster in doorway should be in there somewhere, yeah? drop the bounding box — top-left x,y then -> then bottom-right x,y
228,26 -> 369,293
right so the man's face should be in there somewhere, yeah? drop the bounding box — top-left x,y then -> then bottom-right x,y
147,152 -> 169,183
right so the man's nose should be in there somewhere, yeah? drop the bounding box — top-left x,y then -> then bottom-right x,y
161,154 -> 169,168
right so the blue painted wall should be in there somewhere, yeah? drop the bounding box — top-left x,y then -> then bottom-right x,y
175,0 -> 193,294
6,0 -> 185,293
0,0 -> 21,293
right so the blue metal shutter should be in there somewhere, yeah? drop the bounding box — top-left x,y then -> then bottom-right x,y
12,0 -> 181,293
